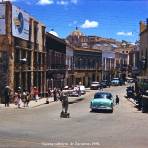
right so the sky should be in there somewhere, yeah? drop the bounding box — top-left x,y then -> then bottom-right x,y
4,0 -> 148,43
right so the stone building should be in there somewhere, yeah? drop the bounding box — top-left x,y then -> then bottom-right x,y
0,1 -> 46,101
73,47 -> 102,87
46,32 -> 66,89
139,20 -> 148,76
67,28 -> 102,87
65,41 -> 74,87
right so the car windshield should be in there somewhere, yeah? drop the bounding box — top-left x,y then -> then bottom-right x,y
112,78 -> 119,80
94,93 -> 112,100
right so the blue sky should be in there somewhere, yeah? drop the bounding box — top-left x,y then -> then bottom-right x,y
7,0 -> 148,43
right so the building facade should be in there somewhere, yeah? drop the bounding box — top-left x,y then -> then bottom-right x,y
65,41 -> 74,87
139,20 -> 148,76
73,47 -> 102,87
0,2 -> 46,101
46,32 -> 66,89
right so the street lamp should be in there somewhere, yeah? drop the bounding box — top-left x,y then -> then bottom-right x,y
51,78 -> 53,90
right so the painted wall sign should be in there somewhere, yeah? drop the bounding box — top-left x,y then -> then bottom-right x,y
0,4 -> 6,35
12,5 -> 29,40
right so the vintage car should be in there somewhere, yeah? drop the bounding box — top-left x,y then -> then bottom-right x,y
90,82 -> 100,90
111,78 -> 120,86
90,92 -> 114,113
79,85 -> 86,95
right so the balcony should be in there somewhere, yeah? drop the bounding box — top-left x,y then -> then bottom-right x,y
47,64 -> 66,71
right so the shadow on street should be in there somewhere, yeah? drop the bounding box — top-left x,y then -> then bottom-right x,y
69,98 -> 84,104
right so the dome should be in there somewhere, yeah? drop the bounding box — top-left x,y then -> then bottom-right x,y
49,30 -> 59,37
70,27 -> 84,37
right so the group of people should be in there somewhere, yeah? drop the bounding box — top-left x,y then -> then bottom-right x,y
47,87 -> 63,102
3,86 -> 39,108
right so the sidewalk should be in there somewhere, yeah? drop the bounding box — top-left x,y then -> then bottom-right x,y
0,97 -> 54,109
126,97 -> 137,106
0,95 -> 85,109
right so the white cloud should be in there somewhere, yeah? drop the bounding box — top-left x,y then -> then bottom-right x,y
57,0 -> 68,5
37,0 -> 54,5
81,20 -> 99,29
57,0 -> 78,5
117,31 -> 133,36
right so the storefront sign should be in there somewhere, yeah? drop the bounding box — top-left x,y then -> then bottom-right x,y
0,4 -> 6,35
12,5 -> 29,40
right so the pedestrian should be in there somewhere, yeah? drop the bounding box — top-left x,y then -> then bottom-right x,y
116,95 -> 119,105
17,88 -> 23,108
33,86 -> 39,102
26,92 -> 31,107
46,88 -> 52,104
22,89 -> 30,107
100,84 -> 103,91
60,91 -> 69,114
53,87 -> 57,101
4,86 -> 11,107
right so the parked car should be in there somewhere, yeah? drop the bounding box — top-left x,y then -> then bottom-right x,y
90,82 -> 100,90
126,77 -> 134,83
100,80 -> 109,88
69,85 -> 80,97
79,85 -> 86,95
69,90 -> 79,97
111,78 -> 120,86
90,92 -> 114,113
126,86 -> 134,98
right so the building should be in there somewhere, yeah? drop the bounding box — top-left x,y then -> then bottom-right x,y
139,20 -> 148,76
46,32 -> 66,89
65,41 -> 74,87
67,29 -> 102,87
73,47 -> 102,87
0,1 -> 46,101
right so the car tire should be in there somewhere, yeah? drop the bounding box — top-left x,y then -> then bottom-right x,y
110,109 -> 113,113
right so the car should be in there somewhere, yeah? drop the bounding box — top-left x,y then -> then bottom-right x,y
126,77 -> 134,83
90,92 -> 114,113
69,90 -> 79,97
79,85 -> 86,95
69,86 -> 80,97
111,78 -> 120,86
100,80 -> 109,88
90,81 -> 100,90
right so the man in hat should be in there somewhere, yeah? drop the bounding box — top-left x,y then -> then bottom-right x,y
4,86 -> 11,107
60,91 -> 69,114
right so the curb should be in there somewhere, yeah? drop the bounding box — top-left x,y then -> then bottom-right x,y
126,97 -> 137,106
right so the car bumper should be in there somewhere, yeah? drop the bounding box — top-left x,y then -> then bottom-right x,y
91,106 -> 113,110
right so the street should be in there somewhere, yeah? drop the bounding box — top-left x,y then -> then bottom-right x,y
0,85 -> 148,148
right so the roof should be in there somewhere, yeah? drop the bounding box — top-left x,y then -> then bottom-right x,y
46,32 -> 65,45
74,47 -> 101,53
70,28 -> 85,37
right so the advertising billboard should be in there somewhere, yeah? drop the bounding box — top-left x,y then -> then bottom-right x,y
0,4 -> 6,35
12,5 -> 29,40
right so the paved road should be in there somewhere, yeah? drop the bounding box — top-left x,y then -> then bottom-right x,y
0,85 -> 148,148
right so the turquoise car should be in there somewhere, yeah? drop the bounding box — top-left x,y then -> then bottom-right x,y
90,92 -> 114,113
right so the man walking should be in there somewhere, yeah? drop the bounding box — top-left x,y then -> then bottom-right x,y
4,86 -> 11,107
116,95 -> 119,105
